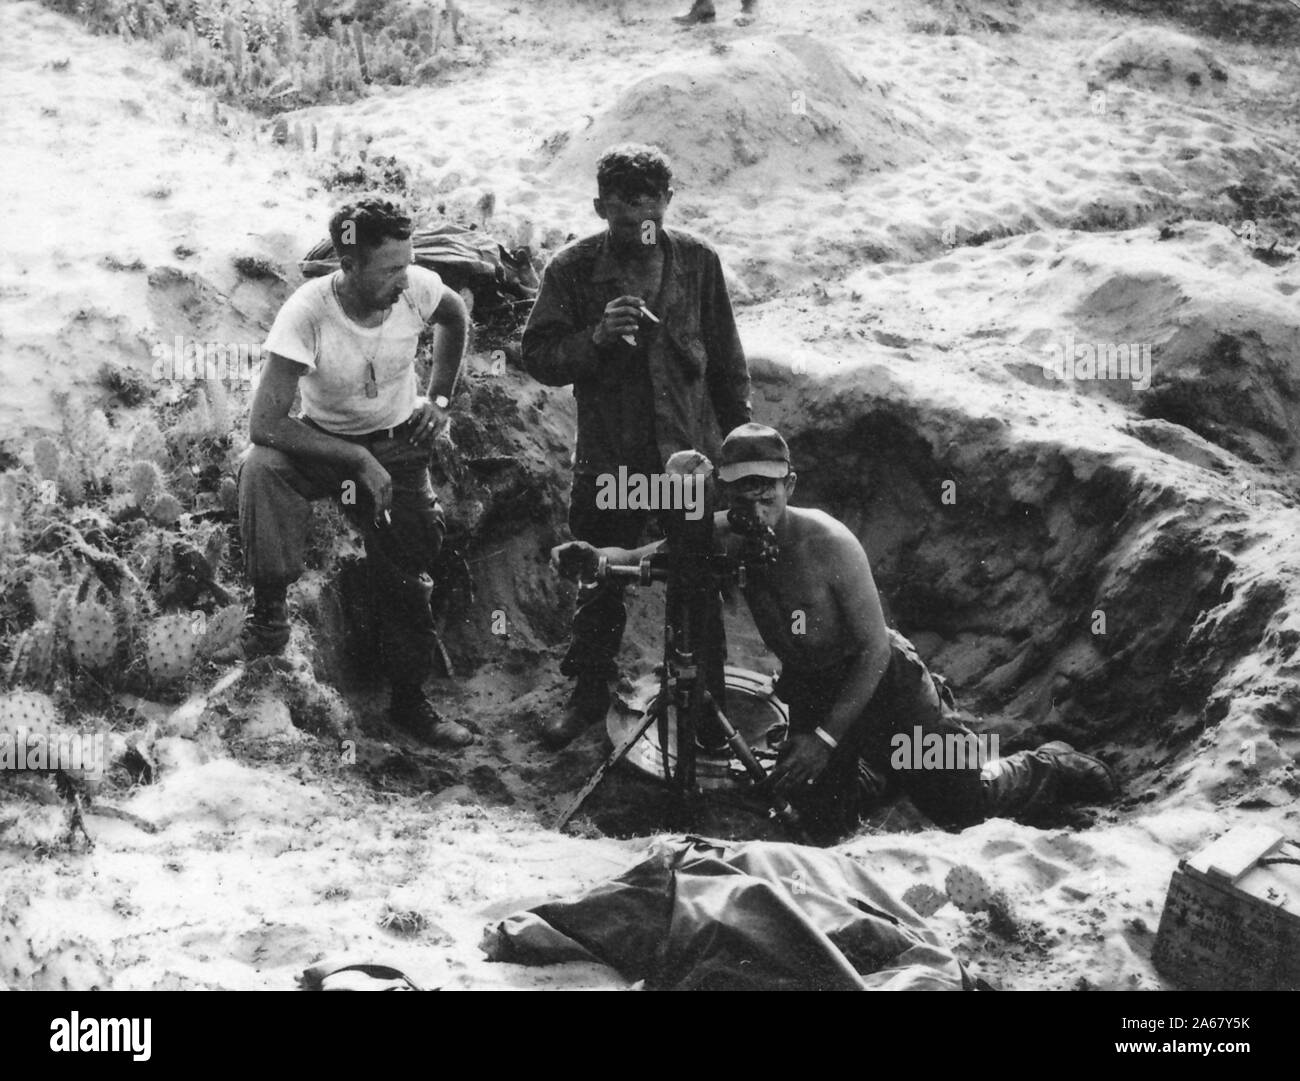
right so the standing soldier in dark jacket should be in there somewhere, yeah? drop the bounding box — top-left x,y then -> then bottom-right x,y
523,144 -> 752,747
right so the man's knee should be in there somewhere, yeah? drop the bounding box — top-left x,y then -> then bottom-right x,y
238,445 -> 307,502
238,446 -> 318,586
370,499 -> 444,575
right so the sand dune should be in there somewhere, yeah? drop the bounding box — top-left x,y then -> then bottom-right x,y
549,34 -> 954,191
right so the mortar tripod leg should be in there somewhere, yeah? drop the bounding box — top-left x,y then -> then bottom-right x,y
552,699 -> 666,833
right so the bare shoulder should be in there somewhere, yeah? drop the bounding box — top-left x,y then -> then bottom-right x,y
789,507 -> 857,542
790,508 -> 869,561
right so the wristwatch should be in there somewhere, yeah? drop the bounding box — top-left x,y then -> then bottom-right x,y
433,394 -> 450,410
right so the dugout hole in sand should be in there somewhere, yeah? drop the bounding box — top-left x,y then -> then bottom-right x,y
285,385 -> 1290,840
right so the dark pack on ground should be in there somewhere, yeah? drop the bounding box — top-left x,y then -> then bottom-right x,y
299,224 -> 538,323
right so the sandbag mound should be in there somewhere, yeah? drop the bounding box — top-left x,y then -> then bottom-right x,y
1083,27 -> 1232,95
1135,317 -> 1300,470
547,34 -> 947,193
1044,226 -> 1300,470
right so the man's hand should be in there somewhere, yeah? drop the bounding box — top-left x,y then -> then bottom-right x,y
591,295 -> 646,348
769,732 -> 833,794
356,455 -> 393,526
551,540 -> 601,582
433,424 -> 464,485
407,395 -> 449,447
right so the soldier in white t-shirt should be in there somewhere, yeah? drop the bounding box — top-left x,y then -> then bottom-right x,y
238,198 -> 473,748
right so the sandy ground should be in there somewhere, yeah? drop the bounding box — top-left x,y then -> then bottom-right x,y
2,0 -> 1299,991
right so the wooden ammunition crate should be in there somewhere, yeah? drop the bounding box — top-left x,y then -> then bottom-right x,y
1153,826 -> 1300,991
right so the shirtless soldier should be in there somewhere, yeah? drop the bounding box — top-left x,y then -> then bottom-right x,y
553,423 -> 1116,841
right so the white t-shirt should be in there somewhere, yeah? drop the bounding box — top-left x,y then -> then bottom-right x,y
263,265 -> 446,435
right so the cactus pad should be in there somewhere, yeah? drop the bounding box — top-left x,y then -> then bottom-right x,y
68,600 -> 117,670
142,613 -> 200,683
902,883 -> 948,919
0,690 -> 60,731
149,493 -> 183,525
945,864 -> 994,913
200,604 -> 243,657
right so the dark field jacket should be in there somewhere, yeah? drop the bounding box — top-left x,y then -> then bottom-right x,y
522,227 -> 752,476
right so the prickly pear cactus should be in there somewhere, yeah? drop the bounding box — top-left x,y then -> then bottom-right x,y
200,604 -> 243,658
32,438 -> 60,482
68,599 -> 117,670
27,578 -> 54,621
901,883 -> 948,919
10,623 -> 58,687
128,460 -> 163,509
0,690 -> 60,732
103,492 -> 135,520
149,493 -> 183,526
202,525 -> 227,577
112,585 -> 146,652
80,409 -> 112,485
172,470 -> 197,500
50,586 -> 75,634
142,613 -> 200,683
945,864 -> 1018,937
129,420 -> 168,467
944,865 -> 994,913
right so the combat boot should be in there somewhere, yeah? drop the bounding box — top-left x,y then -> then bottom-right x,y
540,674 -> 610,748
980,741 -> 1115,819
673,0 -> 716,25
240,584 -> 290,658
390,683 -> 474,748
1035,741 -> 1117,804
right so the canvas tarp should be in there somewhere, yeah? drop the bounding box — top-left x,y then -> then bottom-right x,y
299,224 -> 538,320
482,837 -> 970,990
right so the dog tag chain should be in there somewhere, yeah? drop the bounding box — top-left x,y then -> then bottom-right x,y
334,274 -> 386,400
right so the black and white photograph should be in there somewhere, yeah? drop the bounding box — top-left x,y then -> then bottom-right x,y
1,0 -> 1298,1031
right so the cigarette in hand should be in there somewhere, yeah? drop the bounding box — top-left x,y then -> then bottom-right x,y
621,304 -> 659,345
